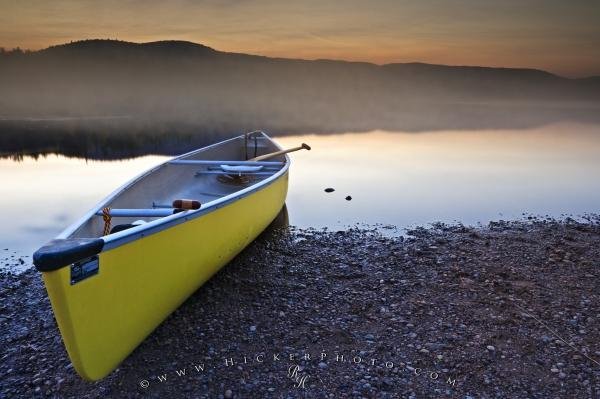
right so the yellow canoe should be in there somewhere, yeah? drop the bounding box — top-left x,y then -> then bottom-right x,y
33,131 -> 289,381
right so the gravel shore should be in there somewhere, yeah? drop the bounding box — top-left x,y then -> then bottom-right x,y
1,218 -> 600,398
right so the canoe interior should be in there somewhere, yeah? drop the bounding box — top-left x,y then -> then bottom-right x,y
39,131 -> 290,380
70,133 -> 285,238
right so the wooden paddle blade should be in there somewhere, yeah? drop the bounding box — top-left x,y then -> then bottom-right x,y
249,143 -> 312,161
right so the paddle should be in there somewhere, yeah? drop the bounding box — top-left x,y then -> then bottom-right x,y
249,143 -> 311,161
219,143 -> 311,177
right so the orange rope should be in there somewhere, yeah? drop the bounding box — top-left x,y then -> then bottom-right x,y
102,207 -> 112,236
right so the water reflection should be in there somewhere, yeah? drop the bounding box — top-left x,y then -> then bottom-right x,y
0,125 -> 226,161
275,122 -> 600,230
1,122 -> 599,270
0,155 -> 167,269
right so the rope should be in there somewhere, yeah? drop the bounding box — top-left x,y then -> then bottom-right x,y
253,134 -> 258,158
102,207 -> 112,236
244,130 -> 262,159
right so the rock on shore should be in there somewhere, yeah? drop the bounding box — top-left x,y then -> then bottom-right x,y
1,217 -> 599,398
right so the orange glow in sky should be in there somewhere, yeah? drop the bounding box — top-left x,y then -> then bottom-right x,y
1,0 -> 599,77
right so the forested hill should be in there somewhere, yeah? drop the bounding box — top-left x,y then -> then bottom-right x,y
1,39 -> 599,135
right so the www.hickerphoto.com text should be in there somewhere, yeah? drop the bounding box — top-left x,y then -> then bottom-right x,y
138,350 -> 459,390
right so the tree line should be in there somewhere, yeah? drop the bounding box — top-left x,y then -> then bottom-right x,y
0,47 -> 32,56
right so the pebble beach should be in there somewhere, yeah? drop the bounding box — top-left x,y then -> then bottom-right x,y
1,217 -> 600,398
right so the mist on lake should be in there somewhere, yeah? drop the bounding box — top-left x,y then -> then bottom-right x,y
1,40 -> 599,160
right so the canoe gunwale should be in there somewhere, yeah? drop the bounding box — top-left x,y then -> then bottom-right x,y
52,131 -> 289,254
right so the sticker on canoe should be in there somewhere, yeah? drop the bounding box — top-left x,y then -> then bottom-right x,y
71,256 -> 99,285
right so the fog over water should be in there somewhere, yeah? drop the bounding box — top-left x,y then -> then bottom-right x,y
1,40 -> 599,159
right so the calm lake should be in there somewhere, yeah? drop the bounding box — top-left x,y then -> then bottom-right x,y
1,121 -> 600,270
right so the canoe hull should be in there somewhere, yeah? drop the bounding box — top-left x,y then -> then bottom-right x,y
41,170 -> 288,380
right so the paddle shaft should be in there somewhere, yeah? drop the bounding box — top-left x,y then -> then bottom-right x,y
249,143 -> 310,161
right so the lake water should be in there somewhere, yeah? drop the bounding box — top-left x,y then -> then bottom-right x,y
1,122 -> 600,270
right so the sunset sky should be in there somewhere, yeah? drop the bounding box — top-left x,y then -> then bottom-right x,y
1,0 -> 599,77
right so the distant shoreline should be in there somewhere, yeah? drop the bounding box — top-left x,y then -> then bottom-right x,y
2,103 -> 600,161
3,39 -> 600,80
0,115 -> 131,122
